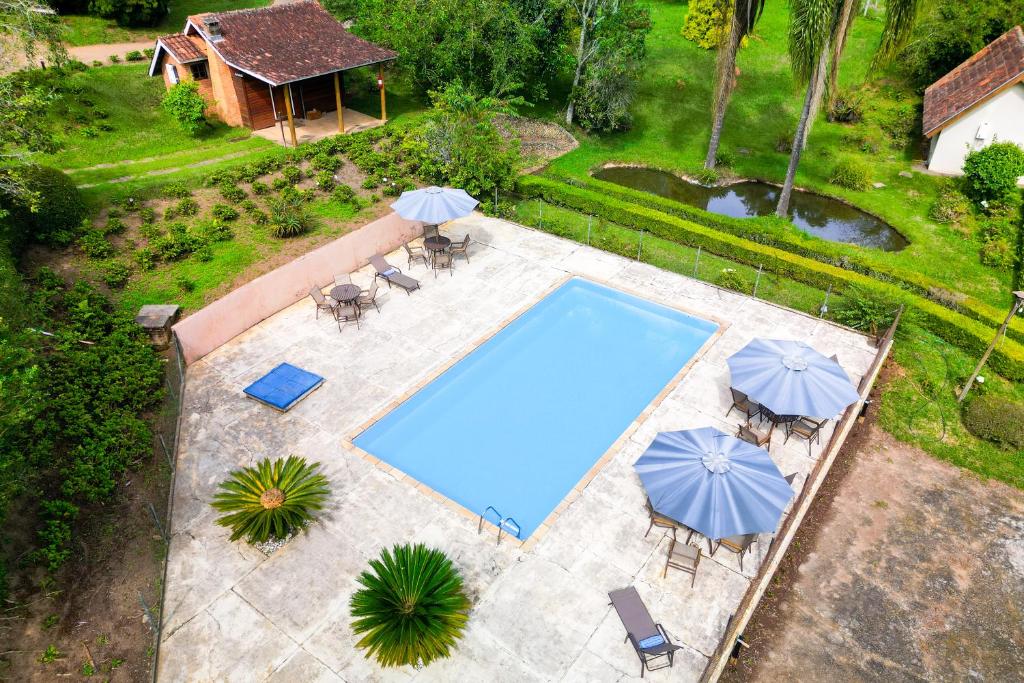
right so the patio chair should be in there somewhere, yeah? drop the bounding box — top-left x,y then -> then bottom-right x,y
403,241 -> 428,268
644,498 -> 693,543
309,286 -> 337,320
357,280 -> 380,314
369,255 -> 421,294
736,422 -> 773,452
450,235 -> 471,263
423,224 -> 439,239
785,416 -> 826,457
727,387 -> 761,424
710,533 -> 757,572
608,587 -> 684,677
432,250 -> 454,278
663,539 -> 701,587
335,303 -> 360,332
334,273 -> 352,286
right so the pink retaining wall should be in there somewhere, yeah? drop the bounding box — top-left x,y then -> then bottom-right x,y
172,212 -> 423,364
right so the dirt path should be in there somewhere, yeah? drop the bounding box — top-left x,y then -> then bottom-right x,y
722,416 -> 1024,682
67,40 -> 155,65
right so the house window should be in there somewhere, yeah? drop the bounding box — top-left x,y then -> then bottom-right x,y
165,64 -> 179,85
190,62 -> 209,80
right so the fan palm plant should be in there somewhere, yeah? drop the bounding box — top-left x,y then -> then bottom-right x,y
775,0 -> 921,217
350,543 -> 470,668
211,455 -> 330,543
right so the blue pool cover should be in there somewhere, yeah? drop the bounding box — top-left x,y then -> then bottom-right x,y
354,278 -> 719,539
244,363 -> 324,411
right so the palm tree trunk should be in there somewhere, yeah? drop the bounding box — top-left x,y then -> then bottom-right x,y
777,44 -> 831,217
705,8 -> 744,169
566,10 -> 590,126
825,0 -> 857,115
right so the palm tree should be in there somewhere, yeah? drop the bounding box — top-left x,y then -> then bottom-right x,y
775,0 -> 921,217
211,455 -> 330,543
704,0 -> 768,170
350,544 -> 470,668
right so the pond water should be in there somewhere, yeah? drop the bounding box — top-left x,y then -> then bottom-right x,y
593,167 -> 908,251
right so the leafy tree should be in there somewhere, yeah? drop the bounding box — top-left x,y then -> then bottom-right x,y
88,0 -> 168,27
961,142 -> 1024,205
682,0 -> 733,49
350,544 -> 470,668
161,81 -> 208,135
0,166 -> 85,251
703,0 -> 766,169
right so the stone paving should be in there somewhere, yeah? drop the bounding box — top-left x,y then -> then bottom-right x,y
157,216 -> 877,682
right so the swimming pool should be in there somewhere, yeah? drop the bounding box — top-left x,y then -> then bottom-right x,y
354,278 -> 719,539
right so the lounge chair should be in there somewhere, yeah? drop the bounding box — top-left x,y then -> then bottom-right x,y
357,280 -> 380,314
644,498 -> 692,543
432,250 -> 453,278
727,387 -> 761,424
335,303 -> 360,332
369,255 -> 420,295
334,273 -> 351,286
608,587 -> 684,677
309,286 -> 337,320
663,538 -> 701,586
785,416 -> 826,457
450,235 -> 471,263
403,241 -> 428,268
710,533 -> 757,572
736,422 -> 773,452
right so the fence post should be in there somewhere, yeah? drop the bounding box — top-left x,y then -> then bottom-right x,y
752,265 -> 763,298
493,186 -> 498,213
692,246 -> 702,278
586,215 -> 592,245
820,284 -> 832,318
637,230 -> 644,261
538,200 -> 543,228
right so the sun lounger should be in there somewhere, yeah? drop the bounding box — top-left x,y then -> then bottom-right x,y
369,255 -> 420,294
608,587 -> 683,677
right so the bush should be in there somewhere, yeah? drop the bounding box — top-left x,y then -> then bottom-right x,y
152,222 -> 205,260
271,177 -> 290,192
163,182 -> 191,199
310,152 -> 341,172
79,231 -> 113,259
125,50 -> 144,62
350,544 -> 470,668
211,456 -> 330,543
101,260 -> 131,289
251,181 -> 270,196
828,89 -> 864,123
962,142 -> 1024,204
197,218 -> 233,242
175,197 -> 199,217
143,48 -> 154,59
219,184 -> 246,203
315,170 -> 335,191
211,204 -> 240,222
681,0 -> 730,49
962,394 -> 1024,450
832,286 -> 902,337
161,81 -> 207,135
281,166 -> 302,184
108,54 -> 120,64
91,60 -> 102,67
267,197 -> 320,238
828,158 -> 871,191
102,217 -> 126,235
332,184 -> 357,204
0,165 -> 86,250
175,275 -> 196,292
694,167 -> 719,186
138,206 -> 156,223
89,0 -> 169,28
979,238 -> 1015,270
929,183 -> 972,223
713,268 -> 750,294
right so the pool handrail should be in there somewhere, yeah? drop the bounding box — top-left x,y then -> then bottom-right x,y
478,506 -> 522,546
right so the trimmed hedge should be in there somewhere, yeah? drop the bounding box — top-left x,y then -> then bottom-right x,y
517,175 -> 1024,380
545,170 -> 1024,346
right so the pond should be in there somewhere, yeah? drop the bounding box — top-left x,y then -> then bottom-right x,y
593,167 -> 909,251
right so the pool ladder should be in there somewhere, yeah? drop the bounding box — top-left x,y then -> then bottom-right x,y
478,506 -> 521,546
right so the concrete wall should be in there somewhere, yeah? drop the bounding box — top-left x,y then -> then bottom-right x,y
172,212 -> 423,364
927,84 -> 1024,176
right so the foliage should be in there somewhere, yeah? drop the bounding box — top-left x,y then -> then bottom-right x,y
929,182 -> 972,224
694,167 -> 719,185
211,204 -> 240,221
88,0 -> 169,27
962,394 -> 1024,450
161,81 -> 208,135
267,196 -> 321,238
961,142 -> 1024,205
175,197 -> 199,217
219,184 -> 246,203
682,0 -> 731,49
310,152 -> 342,172
977,217 -> 1019,271
211,456 -> 330,543
125,50 -> 144,61
281,165 -> 302,184
315,171 -> 336,191
828,157 -> 871,191
79,230 -> 113,259
101,260 -> 131,288
251,181 -> 270,196
0,165 -> 86,251
152,221 -> 206,260
713,267 -> 750,294
163,182 -> 192,199
827,88 -> 864,123
832,285 -> 902,336
350,544 -> 470,668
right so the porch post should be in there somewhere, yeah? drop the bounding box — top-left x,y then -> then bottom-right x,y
378,64 -> 387,123
334,72 -> 345,133
284,83 -> 298,147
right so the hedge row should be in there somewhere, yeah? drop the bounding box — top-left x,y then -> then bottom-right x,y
517,175 -> 1024,381
545,170 -> 1024,346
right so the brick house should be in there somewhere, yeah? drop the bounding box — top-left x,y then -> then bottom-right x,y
148,1 -> 397,145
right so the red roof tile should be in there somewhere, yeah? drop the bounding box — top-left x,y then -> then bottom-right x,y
923,26 -> 1024,137
188,1 -> 397,86
158,33 -> 206,63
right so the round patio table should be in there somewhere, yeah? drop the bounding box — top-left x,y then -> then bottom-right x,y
423,235 -> 451,254
330,284 -> 361,307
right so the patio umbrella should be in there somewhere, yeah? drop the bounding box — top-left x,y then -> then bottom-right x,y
634,427 -> 793,540
727,338 -> 859,418
390,186 -> 479,224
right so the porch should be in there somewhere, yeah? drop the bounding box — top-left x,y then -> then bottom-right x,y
252,106 -> 385,146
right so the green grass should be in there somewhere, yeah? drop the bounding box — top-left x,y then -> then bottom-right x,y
545,0 -> 1015,309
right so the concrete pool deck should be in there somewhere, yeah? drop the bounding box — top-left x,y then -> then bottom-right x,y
158,215 -> 877,682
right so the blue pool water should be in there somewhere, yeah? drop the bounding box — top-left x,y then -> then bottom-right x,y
354,278 -> 718,539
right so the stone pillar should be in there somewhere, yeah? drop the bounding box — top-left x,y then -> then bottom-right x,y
135,305 -> 181,350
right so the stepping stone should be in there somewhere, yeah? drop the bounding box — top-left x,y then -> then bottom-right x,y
898,171 -> 913,178
872,182 -> 886,189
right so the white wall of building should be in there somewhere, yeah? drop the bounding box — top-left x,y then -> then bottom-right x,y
927,83 -> 1024,177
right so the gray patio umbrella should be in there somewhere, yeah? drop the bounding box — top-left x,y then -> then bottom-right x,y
634,427 -> 793,540
727,338 -> 859,418
390,186 -> 479,224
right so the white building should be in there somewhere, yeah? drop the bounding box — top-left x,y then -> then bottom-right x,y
923,26 -> 1024,177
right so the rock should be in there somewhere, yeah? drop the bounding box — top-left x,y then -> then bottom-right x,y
872,182 -> 886,189
737,147 -> 752,156
899,170 -> 913,178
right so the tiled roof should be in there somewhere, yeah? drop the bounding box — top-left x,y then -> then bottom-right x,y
159,33 -> 207,63
188,1 -> 398,86
923,26 -> 1024,137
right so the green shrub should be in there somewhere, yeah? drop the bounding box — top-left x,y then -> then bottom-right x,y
211,204 -> 240,222
139,207 -> 156,223
271,177 -> 290,192
962,394 -> 1024,450
161,81 -> 207,135
91,60 -> 102,67
282,166 -> 302,184
193,244 -> 214,262
250,209 -> 269,225
163,182 -> 191,199
175,197 -> 199,217
197,218 -> 233,242
139,222 -> 162,241
828,158 -> 871,191
681,0 -> 730,49
101,260 -> 131,289
0,165 -> 86,250
219,184 -> 246,203
102,217 -> 126,235
125,50 -> 144,62
136,247 -> 156,270
143,48 -> 155,59
268,197 -> 320,238
832,286 -> 903,337
152,222 -> 205,260
79,231 -> 113,259
979,238 -> 1015,270
929,183 -> 972,223
310,152 -> 342,172
828,89 -> 864,123
251,181 -> 270,196
175,275 -> 196,292
694,168 -> 719,186
211,456 -> 330,543
315,170 -> 335,191
108,54 -> 120,64
962,142 -> 1024,204
713,268 -> 750,294
350,544 -> 469,668
332,184 -> 357,204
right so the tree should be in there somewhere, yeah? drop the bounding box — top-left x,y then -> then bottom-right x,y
350,544 -> 470,668
0,166 -> 85,251
704,0 -> 766,170
161,81 -> 208,135
775,0 -> 920,217
87,0 -> 168,27
682,0 -> 733,50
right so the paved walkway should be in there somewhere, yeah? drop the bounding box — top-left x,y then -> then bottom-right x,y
157,215 -> 877,682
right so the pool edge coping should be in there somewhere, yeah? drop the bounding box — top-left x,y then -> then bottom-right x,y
341,271 -> 729,550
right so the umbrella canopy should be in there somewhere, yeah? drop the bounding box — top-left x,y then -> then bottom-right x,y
727,338 -> 859,418
634,427 -> 793,540
390,186 -> 479,224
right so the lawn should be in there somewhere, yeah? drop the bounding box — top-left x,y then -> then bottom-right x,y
544,1 -> 1015,310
